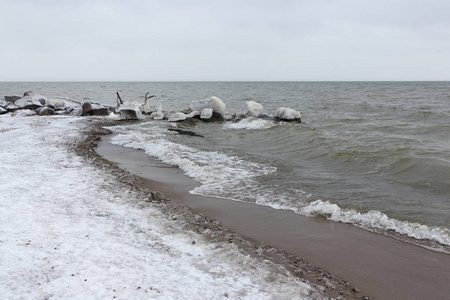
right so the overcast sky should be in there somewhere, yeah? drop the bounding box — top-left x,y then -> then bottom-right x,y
1,0 -> 449,81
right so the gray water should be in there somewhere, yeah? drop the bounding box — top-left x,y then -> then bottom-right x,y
2,81 -> 449,251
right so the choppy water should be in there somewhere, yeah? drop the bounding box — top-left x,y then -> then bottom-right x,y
2,81 -> 450,252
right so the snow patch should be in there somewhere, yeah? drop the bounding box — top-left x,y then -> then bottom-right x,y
0,116 -> 313,299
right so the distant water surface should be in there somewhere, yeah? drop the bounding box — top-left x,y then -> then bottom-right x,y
2,81 -> 449,252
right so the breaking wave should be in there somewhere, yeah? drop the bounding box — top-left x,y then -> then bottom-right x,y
223,118 -> 275,130
300,200 -> 450,251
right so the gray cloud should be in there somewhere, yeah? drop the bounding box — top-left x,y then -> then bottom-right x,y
1,0 -> 449,81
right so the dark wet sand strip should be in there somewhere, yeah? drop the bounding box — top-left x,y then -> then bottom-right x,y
97,137 -> 450,300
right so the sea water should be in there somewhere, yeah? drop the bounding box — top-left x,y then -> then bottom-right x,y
2,81 -> 449,252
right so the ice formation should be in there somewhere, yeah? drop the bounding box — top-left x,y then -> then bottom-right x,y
275,107 -> 301,120
200,108 -> 213,119
189,96 -> 226,115
168,112 -> 188,122
237,101 -> 264,118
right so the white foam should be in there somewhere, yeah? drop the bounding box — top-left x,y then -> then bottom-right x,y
224,118 -> 275,130
109,124 -> 277,202
300,200 -> 450,247
0,116 -> 314,299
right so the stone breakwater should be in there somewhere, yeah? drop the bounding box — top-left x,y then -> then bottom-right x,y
1,91 -> 112,117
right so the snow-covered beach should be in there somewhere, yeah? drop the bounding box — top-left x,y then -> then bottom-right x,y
0,115 -> 352,299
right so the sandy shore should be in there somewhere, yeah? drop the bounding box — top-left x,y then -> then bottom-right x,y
78,119 -> 450,300
73,120 -> 366,299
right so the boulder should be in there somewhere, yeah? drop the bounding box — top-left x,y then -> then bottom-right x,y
237,101 -> 265,118
189,96 -> 226,116
2,102 -> 19,112
200,108 -> 213,119
36,106 -> 55,116
14,96 -> 43,110
275,107 -> 301,122
82,102 -> 110,116
11,109 -> 37,117
4,95 -> 21,102
23,91 -> 49,105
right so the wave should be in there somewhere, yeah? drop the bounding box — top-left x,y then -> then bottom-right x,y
300,200 -> 450,251
223,118 -> 275,130
108,122 -> 450,253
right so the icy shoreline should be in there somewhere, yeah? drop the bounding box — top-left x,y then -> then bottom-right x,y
0,115 -> 361,299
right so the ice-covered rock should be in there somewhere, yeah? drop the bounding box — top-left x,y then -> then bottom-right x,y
83,102 -> 111,117
237,101 -> 264,118
2,102 -> 19,112
36,106 -> 55,116
189,96 -> 226,115
186,111 -> 200,118
11,109 -> 37,117
14,96 -> 43,110
4,95 -> 21,103
200,108 -> 213,119
168,112 -> 188,122
23,91 -> 49,105
275,107 -> 301,122
150,111 -> 164,120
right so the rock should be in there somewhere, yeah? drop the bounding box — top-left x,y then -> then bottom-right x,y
0,107 -> 7,115
203,111 -> 224,122
189,96 -> 226,116
36,106 -> 55,116
237,101 -> 265,118
200,108 -> 213,119
23,91 -> 49,105
4,95 -> 21,102
275,107 -> 301,122
168,112 -> 188,122
150,191 -> 166,202
82,102 -> 110,116
11,109 -> 37,117
14,96 -> 43,110
2,102 -> 19,112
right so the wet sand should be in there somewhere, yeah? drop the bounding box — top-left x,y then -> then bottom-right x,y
96,133 -> 450,300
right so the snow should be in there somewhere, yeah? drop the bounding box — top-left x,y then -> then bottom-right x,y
0,115 -> 313,299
